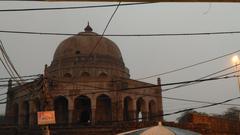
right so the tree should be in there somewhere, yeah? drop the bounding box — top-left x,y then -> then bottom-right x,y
221,107 -> 240,121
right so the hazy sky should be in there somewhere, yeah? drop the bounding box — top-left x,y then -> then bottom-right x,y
0,1 -> 240,121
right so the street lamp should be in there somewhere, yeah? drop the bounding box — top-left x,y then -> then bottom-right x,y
232,55 -> 240,65
231,55 -> 240,93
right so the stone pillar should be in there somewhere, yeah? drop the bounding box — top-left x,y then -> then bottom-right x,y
143,101 -> 149,121
68,97 -> 74,124
91,95 -> 96,125
132,99 -> 137,122
117,98 -> 124,121
29,100 -> 36,127
112,94 -> 118,122
91,108 -> 96,125
18,101 -> 24,126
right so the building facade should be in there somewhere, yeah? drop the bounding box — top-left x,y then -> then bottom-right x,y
5,24 -> 163,133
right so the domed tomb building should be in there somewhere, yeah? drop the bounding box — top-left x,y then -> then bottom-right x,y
5,24 -> 163,133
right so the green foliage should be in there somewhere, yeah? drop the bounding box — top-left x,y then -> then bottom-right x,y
220,107 -> 240,121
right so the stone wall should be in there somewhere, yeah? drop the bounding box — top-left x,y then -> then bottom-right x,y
0,121 -> 157,135
176,113 -> 240,135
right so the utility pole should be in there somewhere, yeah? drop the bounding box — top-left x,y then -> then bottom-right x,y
42,64 -> 50,135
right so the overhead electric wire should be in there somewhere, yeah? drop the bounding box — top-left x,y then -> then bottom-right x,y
0,2 -> 149,12
1,30 -> 240,37
45,73 -> 240,96
0,40 -> 23,83
0,78 -> 39,82
43,66 -> 240,96
162,63 -> 240,92
0,93 -> 7,96
163,96 -> 240,107
121,73 -> 240,92
137,49 -> 240,80
0,46 -> 16,81
0,57 -> 15,82
162,96 -> 240,117
88,1 -> 121,57
0,41 -> 16,81
0,74 -> 41,81
0,97 -> 6,102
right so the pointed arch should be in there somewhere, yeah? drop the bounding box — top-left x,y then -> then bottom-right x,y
96,94 -> 112,123
74,95 -> 91,124
136,97 -> 146,122
149,100 -> 157,121
54,96 -> 68,124
123,96 -> 133,121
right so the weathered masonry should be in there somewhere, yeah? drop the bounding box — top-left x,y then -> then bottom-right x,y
5,24 -> 163,134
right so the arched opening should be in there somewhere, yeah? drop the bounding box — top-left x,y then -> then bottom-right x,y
13,103 -> 18,124
81,72 -> 90,78
64,73 -> 72,78
96,94 -> 112,123
123,96 -> 133,121
149,100 -> 157,121
23,101 -> 29,126
74,95 -> 91,124
136,97 -> 146,122
99,72 -> 108,78
54,96 -> 68,124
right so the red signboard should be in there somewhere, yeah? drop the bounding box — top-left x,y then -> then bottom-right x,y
37,111 -> 56,125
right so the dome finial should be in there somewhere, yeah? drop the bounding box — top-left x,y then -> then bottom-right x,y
84,21 -> 93,32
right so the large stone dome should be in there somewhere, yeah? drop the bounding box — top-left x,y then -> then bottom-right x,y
53,30 -> 123,64
48,24 -> 130,80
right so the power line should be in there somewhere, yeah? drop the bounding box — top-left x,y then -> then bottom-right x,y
162,64 -> 240,92
88,1 -> 121,57
0,78 -> 39,82
163,96 -> 240,107
0,40 -> 23,84
0,97 -> 6,102
0,2 -> 150,12
0,57 -> 16,83
0,93 -> 7,96
121,74 -> 240,92
8,75 -> 240,123
1,30 -> 240,37
0,74 -> 41,81
41,74 -> 240,97
162,96 -> 240,117
0,44 -> 16,81
137,49 -> 240,80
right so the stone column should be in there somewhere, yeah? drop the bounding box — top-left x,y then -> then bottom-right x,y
117,98 -> 124,121
29,100 -> 36,127
91,95 -> 96,125
143,101 -> 149,121
68,97 -> 74,124
111,95 -> 118,122
131,99 -> 137,122
18,101 -> 24,126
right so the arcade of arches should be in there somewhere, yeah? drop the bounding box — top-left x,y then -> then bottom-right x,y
11,94 -> 161,126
